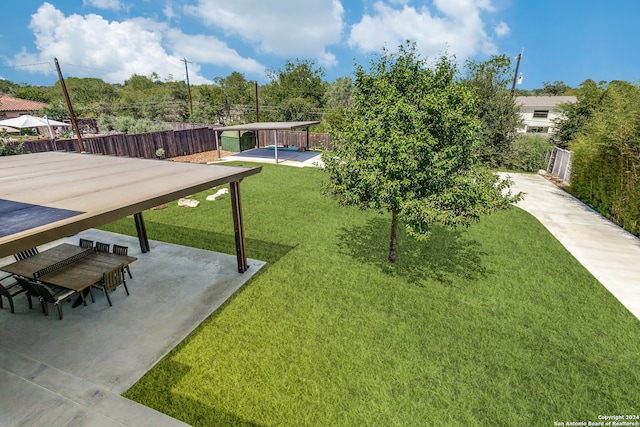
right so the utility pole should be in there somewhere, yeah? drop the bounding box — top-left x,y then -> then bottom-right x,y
254,81 -> 260,147
181,58 -> 194,117
254,81 -> 259,123
54,58 -> 84,152
510,48 -> 524,97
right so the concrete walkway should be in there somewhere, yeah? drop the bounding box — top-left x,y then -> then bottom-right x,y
504,172 -> 640,321
216,149 -> 324,168
0,229 -> 265,426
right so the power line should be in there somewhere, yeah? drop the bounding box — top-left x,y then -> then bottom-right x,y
0,61 -> 52,69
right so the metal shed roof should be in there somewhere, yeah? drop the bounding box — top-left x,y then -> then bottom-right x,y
218,121 -> 320,131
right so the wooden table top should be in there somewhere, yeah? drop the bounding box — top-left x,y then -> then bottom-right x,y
1,244 -> 87,277
1,243 -> 137,292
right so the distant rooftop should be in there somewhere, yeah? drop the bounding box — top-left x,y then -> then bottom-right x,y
0,95 -> 47,113
516,96 -> 577,109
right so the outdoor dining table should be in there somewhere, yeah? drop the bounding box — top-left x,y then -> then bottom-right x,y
1,243 -> 137,293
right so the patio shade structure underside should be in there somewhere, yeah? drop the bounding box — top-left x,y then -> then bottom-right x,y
0,152 -> 261,272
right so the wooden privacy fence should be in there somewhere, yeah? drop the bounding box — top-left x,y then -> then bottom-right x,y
23,127 -> 333,159
256,130 -> 332,151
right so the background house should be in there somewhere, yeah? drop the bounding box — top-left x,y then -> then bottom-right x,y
515,96 -> 576,136
0,95 -> 47,119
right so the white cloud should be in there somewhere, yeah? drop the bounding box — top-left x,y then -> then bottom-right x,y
9,2 -> 266,84
184,0 -> 344,66
164,30 -> 266,80
82,0 -> 124,11
494,21 -> 510,37
163,3 -> 176,21
348,0 -> 500,60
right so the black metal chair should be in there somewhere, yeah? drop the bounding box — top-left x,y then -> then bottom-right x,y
14,276 -> 46,314
0,274 -> 32,313
93,265 -> 129,307
95,242 -> 110,253
16,276 -> 78,320
112,244 -> 132,278
36,284 -> 78,320
79,238 -> 94,249
13,247 -> 39,261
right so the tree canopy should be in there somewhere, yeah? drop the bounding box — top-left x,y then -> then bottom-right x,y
262,59 -> 327,122
552,79 -> 607,148
464,54 -> 522,167
322,43 -> 520,262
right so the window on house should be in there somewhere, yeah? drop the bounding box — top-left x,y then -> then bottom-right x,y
533,110 -> 549,118
526,126 -> 550,134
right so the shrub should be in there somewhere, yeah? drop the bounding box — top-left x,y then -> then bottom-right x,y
502,135 -> 553,172
97,114 -> 171,134
0,140 -> 24,156
568,81 -> 640,235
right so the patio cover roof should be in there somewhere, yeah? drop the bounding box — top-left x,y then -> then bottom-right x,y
218,121 -> 320,131
217,121 -> 321,163
0,152 -> 261,270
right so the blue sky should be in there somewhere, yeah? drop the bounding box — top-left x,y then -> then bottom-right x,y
0,1 -> 638,90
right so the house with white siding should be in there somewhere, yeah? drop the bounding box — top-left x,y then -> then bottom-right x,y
515,96 -> 576,136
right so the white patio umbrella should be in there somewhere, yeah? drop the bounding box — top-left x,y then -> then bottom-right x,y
0,115 -> 71,139
0,125 -> 20,133
0,115 -> 71,129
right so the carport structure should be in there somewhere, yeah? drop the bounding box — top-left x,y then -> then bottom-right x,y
217,120 -> 320,163
0,151 -> 262,272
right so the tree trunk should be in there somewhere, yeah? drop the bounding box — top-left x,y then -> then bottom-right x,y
389,209 -> 398,262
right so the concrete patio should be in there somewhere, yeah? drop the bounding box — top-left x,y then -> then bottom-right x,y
0,228 -> 265,426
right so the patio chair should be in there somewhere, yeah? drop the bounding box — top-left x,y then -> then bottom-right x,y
95,241 -> 110,253
112,244 -> 133,278
36,283 -> 78,320
13,247 -> 39,261
0,274 -> 32,313
14,276 -> 46,314
79,238 -> 94,249
15,277 -> 83,319
93,265 -> 129,307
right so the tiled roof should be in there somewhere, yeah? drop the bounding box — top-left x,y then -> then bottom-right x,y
0,95 -> 47,112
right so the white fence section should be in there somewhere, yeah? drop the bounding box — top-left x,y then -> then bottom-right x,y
547,147 -> 572,183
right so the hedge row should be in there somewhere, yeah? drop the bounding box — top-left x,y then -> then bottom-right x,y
569,82 -> 640,235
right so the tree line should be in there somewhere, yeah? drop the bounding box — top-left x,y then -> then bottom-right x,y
1,53 -> 634,170
3,45 -> 638,256
0,56 -> 577,136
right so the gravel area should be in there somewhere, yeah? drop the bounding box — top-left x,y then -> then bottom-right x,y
169,150 -> 235,163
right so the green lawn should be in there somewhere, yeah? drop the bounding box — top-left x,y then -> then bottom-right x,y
100,163 -> 640,426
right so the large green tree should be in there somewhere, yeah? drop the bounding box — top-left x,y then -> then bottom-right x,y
0,79 -> 20,95
552,79 -> 607,148
212,72 -> 255,124
117,74 -> 189,121
464,54 -> 522,167
531,80 -> 573,96
322,43 -> 520,262
262,59 -> 327,121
